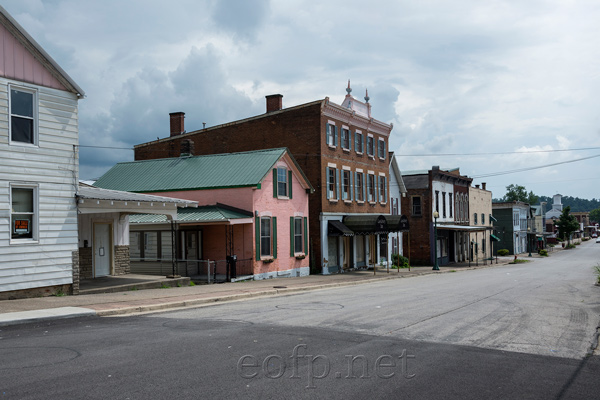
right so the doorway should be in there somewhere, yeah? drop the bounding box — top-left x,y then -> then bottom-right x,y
93,223 -> 112,277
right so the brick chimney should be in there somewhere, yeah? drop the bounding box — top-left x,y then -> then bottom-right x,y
266,94 -> 283,113
170,112 -> 185,137
180,139 -> 194,157
482,182 -> 487,190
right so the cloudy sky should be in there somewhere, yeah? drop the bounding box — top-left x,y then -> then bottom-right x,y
4,0 -> 600,200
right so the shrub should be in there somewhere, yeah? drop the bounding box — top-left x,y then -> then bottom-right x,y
538,249 -> 548,257
497,249 -> 510,257
391,253 -> 410,268
565,243 -> 576,249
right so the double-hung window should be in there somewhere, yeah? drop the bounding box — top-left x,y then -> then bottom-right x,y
341,128 -> 351,150
11,186 -> 37,240
10,87 -> 37,145
442,192 -> 447,218
355,172 -> 364,201
379,175 -> 387,203
474,213 -> 478,225
412,196 -> 422,216
481,213 -> 485,225
367,136 -> 374,157
367,174 -> 375,202
342,170 -> 351,200
326,123 -> 337,147
290,216 -> 306,256
435,191 -> 440,214
355,132 -> 364,153
260,217 -> 272,257
377,139 -> 386,159
277,168 -> 287,196
327,167 -> 338,200
449,193 -> 453,217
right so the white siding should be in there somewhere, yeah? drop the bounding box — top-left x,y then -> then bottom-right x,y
0,78 -> 79,293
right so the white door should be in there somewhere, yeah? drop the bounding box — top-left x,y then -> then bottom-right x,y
94,223 -> 111,277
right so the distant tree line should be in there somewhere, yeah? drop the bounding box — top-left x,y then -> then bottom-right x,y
492,184 -> 600,212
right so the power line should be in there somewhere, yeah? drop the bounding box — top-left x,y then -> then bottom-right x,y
472,154 -> 600,178
395,147 -> 600,157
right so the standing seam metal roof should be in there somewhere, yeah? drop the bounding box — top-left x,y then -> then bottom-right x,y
94,148 -> 288,193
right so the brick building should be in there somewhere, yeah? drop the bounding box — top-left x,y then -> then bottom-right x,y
133,83 -> 400,273
401,166 -> 480,266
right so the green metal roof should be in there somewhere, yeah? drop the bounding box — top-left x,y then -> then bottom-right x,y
129,205 -> 253,224
94,148 -> 288,193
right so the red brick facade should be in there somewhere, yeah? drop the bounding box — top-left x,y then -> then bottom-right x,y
134,96 -> 392,271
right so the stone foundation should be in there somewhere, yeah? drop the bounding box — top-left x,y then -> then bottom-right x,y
79,247 -> 93,279
114,245 -> 130,275
72,250 -> 80,295
0,284 -> 72,301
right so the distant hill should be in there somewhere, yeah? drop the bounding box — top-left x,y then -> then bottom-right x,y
493,195 -> 600,212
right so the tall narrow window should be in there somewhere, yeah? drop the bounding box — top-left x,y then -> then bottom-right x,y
327,124 -> 337,147
356,172 -> 364,201
11,187 -> 35,240
277,168 -> 287,197
260,217 -> 272,257
378,139 -> 386,159
412,196 -> 422,216
294,217 -> 303,254
342,170 -> 351,200
10,88 -> 36,144
355,132 -> 364,153
442,192 -> 447,218
368,174 -> 375,202
328,168 -> 337,199
367,136 -> 374,157
341,128 -> 350,150
435,191 -> 440,213
379,176 -> 387,203
474,213 -> 478,225
449,193 -> 453,217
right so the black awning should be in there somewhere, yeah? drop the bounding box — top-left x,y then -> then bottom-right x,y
328,220 -> 354,237
342,215 -> 406,235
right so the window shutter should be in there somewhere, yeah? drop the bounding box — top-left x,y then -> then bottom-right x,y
375,176 -> 379,202
290,216 -> 295,256
349,130 -> 352,151
288,170 -> 293,199
354,132 -> 358,151
334,126 -> 338,147
255,216 -> 260,261
303,217 -> 308,254
354,171 -> 358,200
272,217 -> 277,259
362,135 -> 365,153
383,141 -> 386,158
385,177 -> 388,202
336,168 -> 340,200
326,167 -> 331,199
273,168 -> 277,198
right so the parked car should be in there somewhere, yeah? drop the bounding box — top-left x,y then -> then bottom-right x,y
596,237 -> 600,243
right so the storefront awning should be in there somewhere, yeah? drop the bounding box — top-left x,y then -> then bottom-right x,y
328,220 -> 354,236
490,233 -> 501,242
342,215 -> 406,235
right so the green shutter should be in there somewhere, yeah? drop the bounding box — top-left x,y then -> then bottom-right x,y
290,216 -> 295,256
273,168 -> 277,198
336,168 -> 340,200
334,126 -> 338,147
255,216 -> 260,261
304,217 -> 308,254
288,170 -> 293,199
272,216 -> 277,259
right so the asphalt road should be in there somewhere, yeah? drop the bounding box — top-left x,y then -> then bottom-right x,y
1,242 -> 599,399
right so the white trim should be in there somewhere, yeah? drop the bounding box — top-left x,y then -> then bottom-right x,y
9,182 -> 39,244
327,120 -> 336,125
342,165 -> 352,171
8,84 -> 39,147
378,172 -> 386,176
356,168 -> 363,173
327,162 -> 338,168
258,211 -> 272,217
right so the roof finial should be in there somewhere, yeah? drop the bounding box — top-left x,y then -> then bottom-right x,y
364,88 -> 370,103
346,80 -> 352,95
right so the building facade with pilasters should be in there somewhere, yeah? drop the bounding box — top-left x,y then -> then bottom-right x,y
133,83 -> 400,274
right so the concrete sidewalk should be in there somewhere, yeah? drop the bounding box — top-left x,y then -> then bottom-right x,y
0,256 -> 523,327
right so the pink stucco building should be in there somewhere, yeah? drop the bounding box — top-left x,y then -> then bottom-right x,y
94,147 -> 313,280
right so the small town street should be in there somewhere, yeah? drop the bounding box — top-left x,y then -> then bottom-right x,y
1,242 -> 599,399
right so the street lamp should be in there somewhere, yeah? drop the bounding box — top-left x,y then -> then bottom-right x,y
433,211 -> 440,270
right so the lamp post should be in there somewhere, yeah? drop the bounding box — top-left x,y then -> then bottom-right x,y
433,211 -> 439,270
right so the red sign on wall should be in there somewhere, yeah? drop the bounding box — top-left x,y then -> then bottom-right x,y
14,219 -> 29,233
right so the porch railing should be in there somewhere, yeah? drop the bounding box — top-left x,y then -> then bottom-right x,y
130,257 -> 254,283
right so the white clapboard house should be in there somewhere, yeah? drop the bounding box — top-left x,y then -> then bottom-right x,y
0,7 -> 198,299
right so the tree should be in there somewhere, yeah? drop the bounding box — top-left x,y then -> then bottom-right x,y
503,184 -> 538,204
590,207 -> 600,224
554,206 -> 579,244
